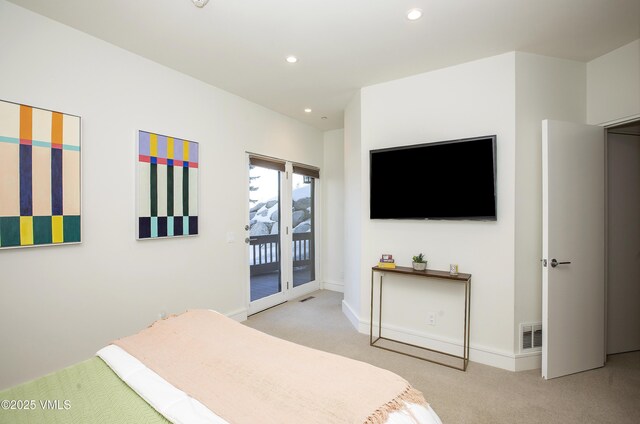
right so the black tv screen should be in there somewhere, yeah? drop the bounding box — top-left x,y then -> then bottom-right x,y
370,136 -> 497,220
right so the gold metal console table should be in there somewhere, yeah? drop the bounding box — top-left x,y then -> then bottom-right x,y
370,265 -> 471,371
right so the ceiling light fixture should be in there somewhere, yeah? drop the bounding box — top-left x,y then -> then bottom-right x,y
192,0 -> 210,8
286,56 -> 298,64
304,108 -> 312,113
406,8 -> 423,21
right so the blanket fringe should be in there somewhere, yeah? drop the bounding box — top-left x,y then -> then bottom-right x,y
364,385 -> 428,424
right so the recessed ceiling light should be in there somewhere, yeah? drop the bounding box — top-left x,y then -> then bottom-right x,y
406,8 -> 423,21
286,56 -> 298,64
304,108 -> 312,113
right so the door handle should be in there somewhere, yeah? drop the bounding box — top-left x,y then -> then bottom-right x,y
245,237 -> 258,244
550,259 -> 571,268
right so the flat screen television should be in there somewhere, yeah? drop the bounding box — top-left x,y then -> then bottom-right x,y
369,136 -> 497,220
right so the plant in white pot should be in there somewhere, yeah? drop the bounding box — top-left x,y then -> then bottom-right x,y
412,253 -> 427,271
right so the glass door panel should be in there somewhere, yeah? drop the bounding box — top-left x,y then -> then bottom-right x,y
248,164 -> 281,302
291,173 -> 315,287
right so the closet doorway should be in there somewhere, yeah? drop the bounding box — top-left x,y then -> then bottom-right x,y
606,120 -> 640,356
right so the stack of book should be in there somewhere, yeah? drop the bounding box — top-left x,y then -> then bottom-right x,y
377,254 -> 396,269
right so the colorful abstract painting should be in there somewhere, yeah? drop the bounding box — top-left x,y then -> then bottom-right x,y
0,100 -> 81,249
137,130 -> 198,239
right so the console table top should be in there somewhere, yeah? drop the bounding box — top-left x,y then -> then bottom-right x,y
372,265 -> 471,282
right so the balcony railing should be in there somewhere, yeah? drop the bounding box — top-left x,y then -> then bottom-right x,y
249,233 -> 313,276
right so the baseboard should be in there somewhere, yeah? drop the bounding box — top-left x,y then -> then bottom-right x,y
341,299 -> 361,330
514,351 -> 542,371
341,305 -> 541,372
374,322 -> 519,371
322,280 -> 344,293
225,308 -> 248,322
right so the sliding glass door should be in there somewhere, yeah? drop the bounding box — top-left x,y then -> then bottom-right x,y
247,156 -> 319,314
248,163 -> 282,303
291,172 -> 315,288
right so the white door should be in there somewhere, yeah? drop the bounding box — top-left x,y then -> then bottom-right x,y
247,160 -> 286,315
542,120 -> 605,379
289,171 -> 319,297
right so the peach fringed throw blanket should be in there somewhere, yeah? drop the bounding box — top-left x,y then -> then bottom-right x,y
114,309 -> 427,424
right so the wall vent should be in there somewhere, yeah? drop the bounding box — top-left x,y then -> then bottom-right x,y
520,322 -> 542,352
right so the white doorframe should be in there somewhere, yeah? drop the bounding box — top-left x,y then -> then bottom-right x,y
603,117 -> 640,357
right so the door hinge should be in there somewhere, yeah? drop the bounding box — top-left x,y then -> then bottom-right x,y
286,226 -> 289,235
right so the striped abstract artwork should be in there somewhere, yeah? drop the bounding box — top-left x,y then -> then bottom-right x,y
137,130 -> 198,239
0,100 -> 81,249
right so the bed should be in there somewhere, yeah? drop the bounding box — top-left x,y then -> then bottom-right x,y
0,310 -> 442,424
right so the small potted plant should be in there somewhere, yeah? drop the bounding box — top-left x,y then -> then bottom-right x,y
412,253 -> 427,271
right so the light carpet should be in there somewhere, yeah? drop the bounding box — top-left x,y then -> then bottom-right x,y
244,290 -> 640,424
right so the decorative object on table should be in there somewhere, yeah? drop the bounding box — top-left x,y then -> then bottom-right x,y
377,253 -> 396,269
137,130 -> 199,239
0,99 -> 81,249
412,253 -> 427,271
449,264 -> 459,275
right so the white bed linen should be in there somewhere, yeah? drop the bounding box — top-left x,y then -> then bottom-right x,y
97,345 -> 442,424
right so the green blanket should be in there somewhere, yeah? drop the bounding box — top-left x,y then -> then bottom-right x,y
0,357 -> 169,424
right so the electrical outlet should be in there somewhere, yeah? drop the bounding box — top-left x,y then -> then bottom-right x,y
428,312 -> 436,326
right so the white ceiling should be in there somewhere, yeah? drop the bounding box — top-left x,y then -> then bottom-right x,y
7,0 -> 640,131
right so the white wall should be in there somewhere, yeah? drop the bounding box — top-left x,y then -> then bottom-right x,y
585,38 -> 640,356
340,41 -> 637,370
607,132 -> 640,354
322,129 -> 345,292
587,39 -> 640,125
342,92 -> 363,327
514,53 -> 586,361
343,52 -> 590,370
0,1 -> 323,390
344,53 -> 519,368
